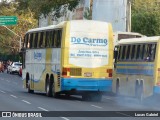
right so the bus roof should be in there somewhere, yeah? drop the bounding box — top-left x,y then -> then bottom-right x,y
26,20 -> 110,34
114,31 -> 144,36
26,21 -> 67,33
118,36 -> 160,45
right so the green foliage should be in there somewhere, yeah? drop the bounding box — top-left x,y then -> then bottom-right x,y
131,0 -> 160,36
0,1 -> 37,54
83,7 -> 92,20
16,0 -> 80,19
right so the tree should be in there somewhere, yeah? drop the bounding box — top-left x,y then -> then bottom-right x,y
0,1 -> 37,54
131,0 -> 160,36
16,0 -> 80,19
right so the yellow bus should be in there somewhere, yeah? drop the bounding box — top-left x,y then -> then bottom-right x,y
21,20 -> 113,101
113,36 -> 160,100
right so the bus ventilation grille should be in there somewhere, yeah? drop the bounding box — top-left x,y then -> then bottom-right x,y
70,68 -> 82,76
57,72 -> 60,87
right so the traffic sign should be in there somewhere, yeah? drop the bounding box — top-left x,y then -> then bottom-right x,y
0,16 -> 17,26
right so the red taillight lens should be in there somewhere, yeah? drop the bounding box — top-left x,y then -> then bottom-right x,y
109,73 -> 112,77
62,67 -> 70,76
106,69 -> 112,73
106,69 -> 112,77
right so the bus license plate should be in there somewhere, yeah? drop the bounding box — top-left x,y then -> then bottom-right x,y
84,72 -> 92,77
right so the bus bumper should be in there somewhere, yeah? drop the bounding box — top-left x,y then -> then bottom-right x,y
154,86 -> 160,94
61,78 -> 112,92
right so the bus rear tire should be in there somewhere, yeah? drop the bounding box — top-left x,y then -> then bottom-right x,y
46,80 -> 53,97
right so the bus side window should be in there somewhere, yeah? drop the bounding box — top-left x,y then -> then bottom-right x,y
141,44 -> 145,60
52,30 -> 56,47
56,30 -> 62,48
27,34 -> 30,48
37,32 -> 41,48
131,45 -> 136,60
126,45 -> 131,60
114,46 -> 118,60
150,44 -> 156,61
30,33 -> 33,48
136,45 -> 141,60
121,45 -> 126,60
45,31 -> 49,47
48,31 -> 52,47
118,46 -> 121,61
43,32 -> 46,48
34,33 -> 38,48
39,32 -> 44,48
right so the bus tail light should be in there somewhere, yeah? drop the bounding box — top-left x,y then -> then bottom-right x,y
106,69 -> 113,77
62,67 -> 70,76
109,73 -> 112,77
107,69 -> 112,73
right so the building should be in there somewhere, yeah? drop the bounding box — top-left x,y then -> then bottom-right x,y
38,0 -> 129,32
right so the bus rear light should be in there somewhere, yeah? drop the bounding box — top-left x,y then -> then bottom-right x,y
62,67 -> 70,76
109,73 -> 112,77
63,67 -> 70,72
106,69 -> 112,73
62,71 -> 67,76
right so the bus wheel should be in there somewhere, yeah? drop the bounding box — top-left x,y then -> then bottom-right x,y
46,80 -> 53,97
28,81 -> 34,93
51,76 -> 59,98
136,81 -> 143,102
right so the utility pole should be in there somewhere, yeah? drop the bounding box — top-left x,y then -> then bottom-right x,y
126,0 -> 131,32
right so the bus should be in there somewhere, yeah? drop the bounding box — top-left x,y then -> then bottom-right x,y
21,20 -> 114,101
112,36 -> 160,100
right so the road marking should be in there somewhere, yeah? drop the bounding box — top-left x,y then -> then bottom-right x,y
22,100 -> 31,104
91,105 -> 102,109
61,117 -> 70,120
116,112 -> 132,117
38,107 -> 48,111
0,90 -> 6,93
10,95 -> 17,98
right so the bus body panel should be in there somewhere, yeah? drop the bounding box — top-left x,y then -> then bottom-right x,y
61,78 -> 112,92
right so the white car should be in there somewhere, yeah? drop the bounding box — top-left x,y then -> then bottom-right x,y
8,62 -> 22,74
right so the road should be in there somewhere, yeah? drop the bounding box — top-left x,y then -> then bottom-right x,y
0,72 -> 160,120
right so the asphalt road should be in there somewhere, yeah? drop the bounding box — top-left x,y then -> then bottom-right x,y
0,71 -> 160,120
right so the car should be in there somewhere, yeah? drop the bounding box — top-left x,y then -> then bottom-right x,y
8,62 -> 22,74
